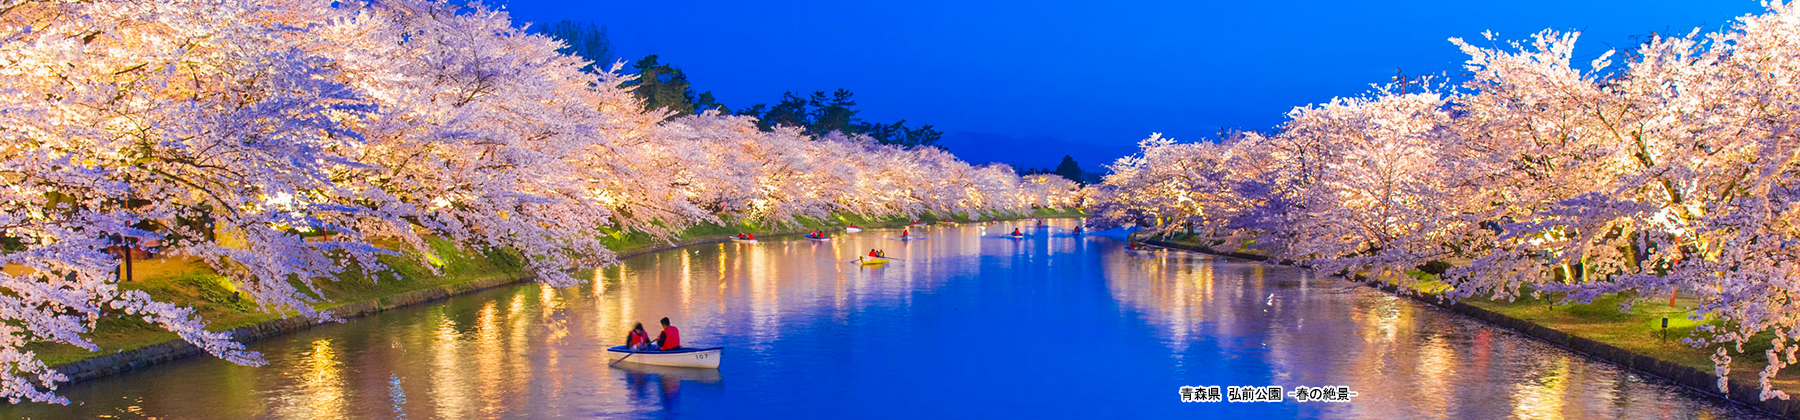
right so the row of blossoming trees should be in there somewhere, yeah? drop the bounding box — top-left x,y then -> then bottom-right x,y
1088,3 -> 1800,401
0,0 -> 1078,403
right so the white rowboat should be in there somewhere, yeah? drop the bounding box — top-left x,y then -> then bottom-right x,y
845,227 -> 863,233
730,237 -> 758,244
607,345 -> 723,369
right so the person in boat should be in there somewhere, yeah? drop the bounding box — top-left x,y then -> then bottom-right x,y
626,322 -> 652,350
877,250 -> 885,257
1073,226 -> 1084,234
652,317 -> 681,351
901,229 -> 910,238
1012,228 -> 1022,236
869,249 -> 881,257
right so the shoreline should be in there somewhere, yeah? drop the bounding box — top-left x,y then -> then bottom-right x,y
1145,239 -> 1800,419
50,211 -> 1086,385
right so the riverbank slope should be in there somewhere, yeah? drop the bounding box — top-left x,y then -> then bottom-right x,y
44,208 -> 1086,383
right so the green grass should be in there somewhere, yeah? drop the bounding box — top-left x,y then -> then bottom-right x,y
1383,270 -> 1799,392
30,236 -> 530,367
1465,290 -> 1800,391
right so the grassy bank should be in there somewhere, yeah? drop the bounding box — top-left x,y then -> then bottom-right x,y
30,237 -> 532,367
600,207 -> 1086,254
38,208 -> 1085,369
1154,235 -> 1800,395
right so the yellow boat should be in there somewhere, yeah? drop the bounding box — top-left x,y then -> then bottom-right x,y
858,256 -> 890,265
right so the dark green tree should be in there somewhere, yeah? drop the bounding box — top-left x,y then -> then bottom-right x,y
694,91 -> 728,114
738,88 -> 941,148
861,119 -> 942,149
625,55 -> 694,116
1053,155 -> 1084,183
621,55 -> 725,119
536,20 -> 613,71
760,92 -> 811,130
807,89 -> 859,137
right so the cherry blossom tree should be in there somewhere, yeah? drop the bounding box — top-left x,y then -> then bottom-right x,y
1087,2 -> 1800,399
0,0 -> 1084,404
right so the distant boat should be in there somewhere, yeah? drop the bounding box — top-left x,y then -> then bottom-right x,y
845,226 -> 863,233
858,255 -> 890,265
805,234 -> 830,241
730,236 -> 758,244
606,346 -> 723,369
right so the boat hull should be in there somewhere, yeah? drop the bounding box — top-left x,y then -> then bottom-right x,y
845,227 -> 863,233
859,256 -> 889,265
607,346 -> 723,369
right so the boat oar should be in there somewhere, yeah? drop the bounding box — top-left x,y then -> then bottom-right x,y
609,351 -> 634,366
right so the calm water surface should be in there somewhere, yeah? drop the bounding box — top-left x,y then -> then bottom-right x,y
2,220 -> 1771,419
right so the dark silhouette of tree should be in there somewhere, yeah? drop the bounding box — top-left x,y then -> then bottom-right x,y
621,55 -> 725,119
536,31 -> 943,145
862,119 -> 942,148
807,89 -> 859,137
535,21 -> 613,71
746,91 -> 810,131
1053,155 -> 1084,183
736,89 -> 942,148
694,91 -> 728,114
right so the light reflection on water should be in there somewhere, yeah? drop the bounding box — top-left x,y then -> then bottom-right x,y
0,221 -> 1773,419
1104,253 -> 1761,419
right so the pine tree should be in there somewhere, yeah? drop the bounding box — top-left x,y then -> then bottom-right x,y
1053,155 -> 1084,183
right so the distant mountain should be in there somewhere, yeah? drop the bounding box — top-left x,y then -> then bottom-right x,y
936,131 -> 1135,173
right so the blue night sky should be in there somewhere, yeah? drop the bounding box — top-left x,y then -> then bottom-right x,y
499,0 -> 1763,171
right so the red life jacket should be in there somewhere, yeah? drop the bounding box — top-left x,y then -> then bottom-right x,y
869,250 -> 880,257
627,330 -> 648,348
659,326 -> 681,350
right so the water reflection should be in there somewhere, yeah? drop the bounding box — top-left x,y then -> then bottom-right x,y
1103,250 -> 1761,419
295,339 -> 345,419
429,315 -> 467,418
1,221 -> 1771,419
388,373 -> 408,419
